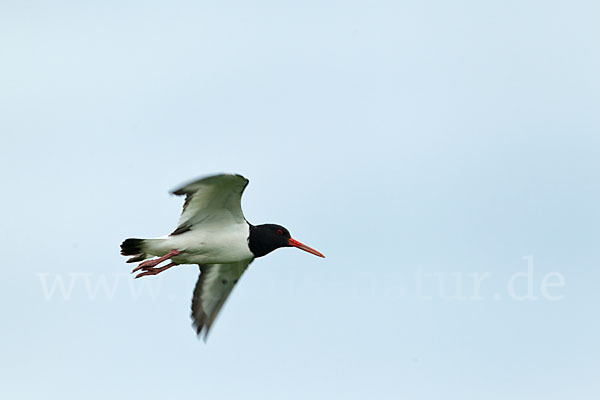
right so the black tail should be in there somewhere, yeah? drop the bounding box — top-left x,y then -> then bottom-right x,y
120,238 -> 145,256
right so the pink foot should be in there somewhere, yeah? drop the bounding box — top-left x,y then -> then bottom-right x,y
135,262 -> 176,279
131,249 -> 181,273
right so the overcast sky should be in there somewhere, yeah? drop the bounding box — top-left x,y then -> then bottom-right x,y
1,1 -> 599,399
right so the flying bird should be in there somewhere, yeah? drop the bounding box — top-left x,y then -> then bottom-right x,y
120,173 -> 325,339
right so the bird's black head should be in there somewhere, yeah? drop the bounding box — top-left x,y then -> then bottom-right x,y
248,223 -> 325,259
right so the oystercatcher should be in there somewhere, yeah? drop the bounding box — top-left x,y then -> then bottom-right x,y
120,173 -> 325,339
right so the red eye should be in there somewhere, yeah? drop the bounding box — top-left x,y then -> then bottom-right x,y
276,229 -> 283,235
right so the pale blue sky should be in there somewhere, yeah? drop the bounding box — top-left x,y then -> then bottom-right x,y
1,1 -> 599,399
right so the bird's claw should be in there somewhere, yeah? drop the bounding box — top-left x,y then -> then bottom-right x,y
134,268 -> 160,279
130,249 -> 181,274
131,262 -> 157,274
133,262 -> 176,279
136,258 -> 163,269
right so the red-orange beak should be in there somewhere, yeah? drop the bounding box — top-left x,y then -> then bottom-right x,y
288,238 -> 325,258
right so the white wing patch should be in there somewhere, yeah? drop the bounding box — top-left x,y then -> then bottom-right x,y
191,259 -> 252,339
170,174 -> 249,235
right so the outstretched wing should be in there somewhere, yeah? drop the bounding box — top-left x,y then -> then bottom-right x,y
191,259 -> 252,340
170,173 -> 249,235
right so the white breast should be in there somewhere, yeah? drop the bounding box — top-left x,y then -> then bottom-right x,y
158,222 -> 254,264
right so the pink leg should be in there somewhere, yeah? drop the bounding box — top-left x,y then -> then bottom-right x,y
131,249 -> 181,273
134,262 -> 176,279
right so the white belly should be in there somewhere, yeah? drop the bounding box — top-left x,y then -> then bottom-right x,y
147,223 -> 254,264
